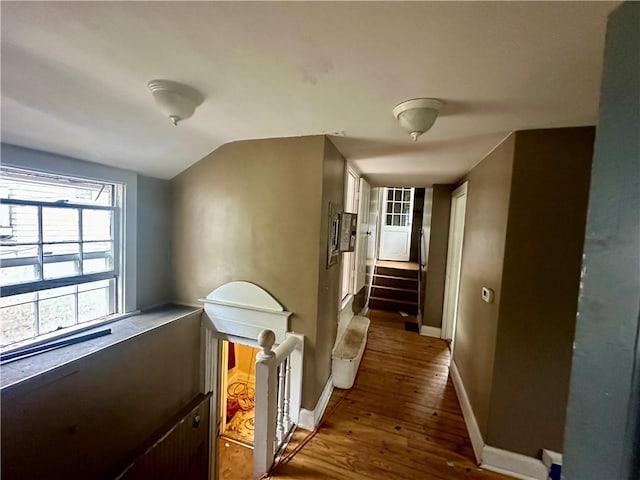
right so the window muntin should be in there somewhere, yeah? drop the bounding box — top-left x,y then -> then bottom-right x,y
385,187 -> 413,227
0,168 -> 120,347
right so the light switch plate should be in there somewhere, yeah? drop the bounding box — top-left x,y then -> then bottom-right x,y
481,287 -> 494,303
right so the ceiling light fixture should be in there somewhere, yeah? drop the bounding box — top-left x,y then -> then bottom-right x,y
393,98 -> 444,142
148,80 -> 204,126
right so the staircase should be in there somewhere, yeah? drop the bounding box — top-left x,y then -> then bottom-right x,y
369,261 -> 419,315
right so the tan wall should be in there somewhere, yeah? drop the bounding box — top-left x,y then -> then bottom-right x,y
314,138 -> 346,398
423,184 -> 454,328
487,127 -> 595,455
1,312 -> 202,480
171,136 -> 334,409
453,135 -> 515,436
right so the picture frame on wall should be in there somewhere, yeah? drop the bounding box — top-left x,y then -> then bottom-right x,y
327,201 -> 340,268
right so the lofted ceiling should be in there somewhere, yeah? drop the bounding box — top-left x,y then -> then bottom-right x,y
1,1 -> 616,186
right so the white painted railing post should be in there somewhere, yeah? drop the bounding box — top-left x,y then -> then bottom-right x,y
254,329 -> 277,480
253,330 -> 303,480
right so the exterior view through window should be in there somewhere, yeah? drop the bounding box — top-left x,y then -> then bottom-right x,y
0,167 -> 121,347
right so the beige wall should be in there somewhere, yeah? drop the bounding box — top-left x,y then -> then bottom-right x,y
454,127 -> 594,456
453,136 -> 515,436
172,135 -> 343,409
1,312 -> 202,480
314,138 -> 346,397
423,184 -> 454,328
487,127 -> 595,455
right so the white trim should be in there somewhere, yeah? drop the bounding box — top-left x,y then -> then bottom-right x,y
450,361 -> 549,480
542,449 -> 562,468
441,181 -> 468,343
420,325 -> 442,338
450,360 -> 484,463
297,375 -> 334,431
481,446 -> 548,480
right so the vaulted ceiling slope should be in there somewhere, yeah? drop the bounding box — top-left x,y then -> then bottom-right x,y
1,2 -> 616,185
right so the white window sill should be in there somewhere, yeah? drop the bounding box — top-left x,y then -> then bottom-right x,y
0,304 -> 202,391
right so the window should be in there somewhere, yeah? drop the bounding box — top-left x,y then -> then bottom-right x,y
385,187 -> 413,227
0,167 -> 122,347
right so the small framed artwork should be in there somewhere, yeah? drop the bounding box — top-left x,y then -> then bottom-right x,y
327,201 -> 340,268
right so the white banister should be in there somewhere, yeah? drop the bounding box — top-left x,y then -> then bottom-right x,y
253,330 -> 303,480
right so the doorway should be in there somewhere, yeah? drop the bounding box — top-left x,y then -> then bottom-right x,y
379,187 -> 415,261
442,182 -> 468,349
217,340 -> 259,480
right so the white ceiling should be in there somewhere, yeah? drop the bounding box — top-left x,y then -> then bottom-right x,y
1,1 -> 616,186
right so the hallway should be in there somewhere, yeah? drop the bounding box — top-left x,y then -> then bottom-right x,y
268,309 -> 513,479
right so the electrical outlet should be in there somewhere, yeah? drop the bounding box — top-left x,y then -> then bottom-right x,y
481,287 -> 494,303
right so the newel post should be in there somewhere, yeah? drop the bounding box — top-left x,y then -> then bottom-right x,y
253,329 -> 277,479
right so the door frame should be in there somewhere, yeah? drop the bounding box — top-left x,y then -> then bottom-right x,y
441,182 -> 468,346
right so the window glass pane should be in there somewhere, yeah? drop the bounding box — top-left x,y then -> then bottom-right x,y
1,169 -> 114,206
78,287 -> 110,323
393,203 -> 401,214
387,190 -> 394,201
0,205 -> 39,244
83,257 -> 113,274
393,215 -> 401,226
402,203 -> 411,214
401,215 -> 409,227
38,285 -> 76,300
386,214 -> 393,226
386,203 -> 394,214
1,302 -> 36,345
83,210 -> 112,241
43,243 -> 80,280
0,245 -> 39,264
403,190 -> 411,201
42,207 -> 79,242
0,292 -> 36,307
39,294 -> 76,334
1,265 -> 39,286
83,241 -> 112,254
394,190 -> 402,201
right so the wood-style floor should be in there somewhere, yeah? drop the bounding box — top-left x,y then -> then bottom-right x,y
267,309 -> 514,480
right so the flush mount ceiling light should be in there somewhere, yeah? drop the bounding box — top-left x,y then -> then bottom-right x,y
393,98 -> 444,142
148,80 -> 204,126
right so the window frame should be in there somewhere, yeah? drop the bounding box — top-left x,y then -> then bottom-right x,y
0,196 -> 120,298
0,144 -> 139,351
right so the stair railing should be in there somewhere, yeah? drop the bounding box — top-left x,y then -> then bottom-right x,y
253,329 -> 303,479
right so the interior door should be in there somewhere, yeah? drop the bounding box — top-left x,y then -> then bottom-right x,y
379,187 -> 414,261
354,178 -> 371,292
442,182 -> 468,347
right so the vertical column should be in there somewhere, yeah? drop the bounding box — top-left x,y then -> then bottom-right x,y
253,329 -> 277,480
283,356 -> 292,432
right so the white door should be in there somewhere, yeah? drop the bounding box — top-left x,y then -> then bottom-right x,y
354,178 -> 371,292
379,187 -> 414,261
442,182 -> 468,347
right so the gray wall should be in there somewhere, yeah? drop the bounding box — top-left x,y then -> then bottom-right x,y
137,175 -> 173,309
1,311 -> 202,480
423,184 -> 454,328
563,3 -> 640,478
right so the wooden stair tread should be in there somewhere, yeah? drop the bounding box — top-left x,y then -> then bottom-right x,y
372,285 -> 417,293
373,273 -> 418,282
370,296 -> 418,306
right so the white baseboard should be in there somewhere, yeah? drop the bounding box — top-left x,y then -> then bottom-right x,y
482,446 -> 548,480
450,360 -> 484,463
420,325 -> 442,338
298,375 -> 334,431
450,361 -> 549,480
